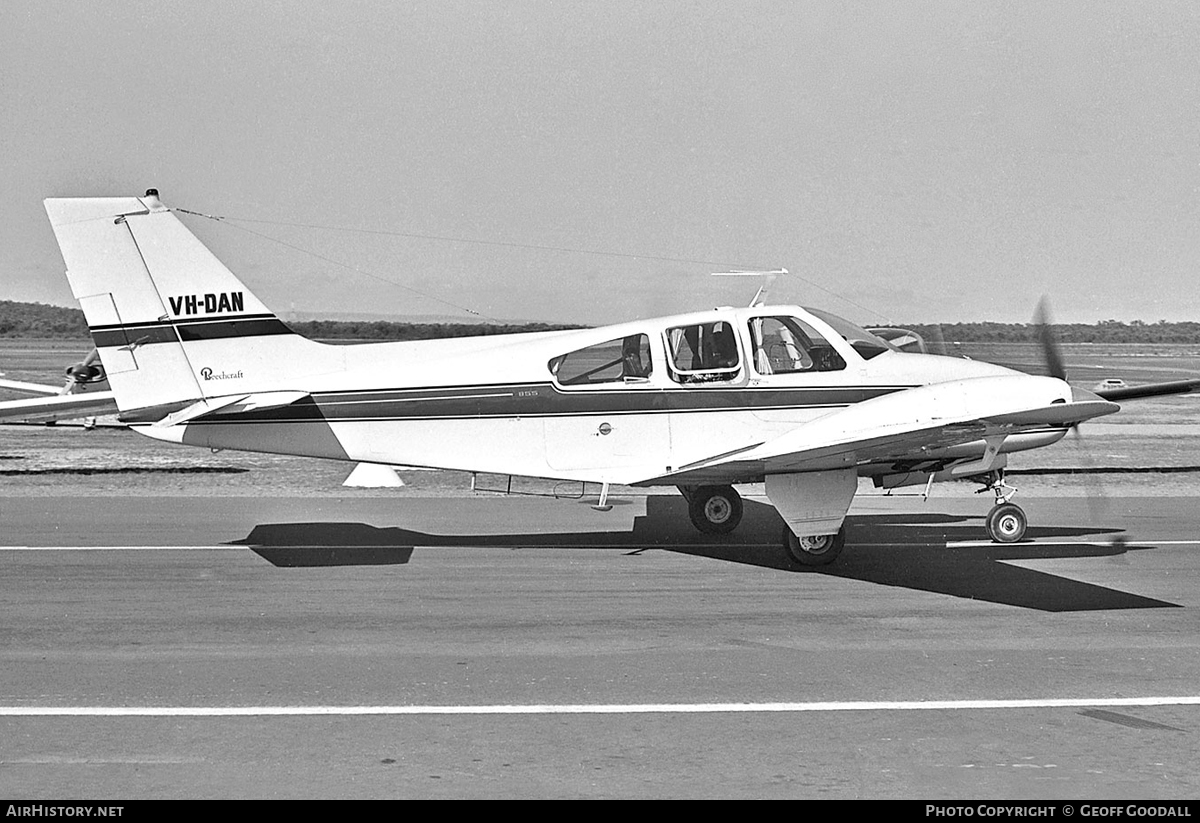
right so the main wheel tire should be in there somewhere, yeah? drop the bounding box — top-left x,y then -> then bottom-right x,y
687,485 -> 743,534
783,525 -> 846,566
986,502 -> 1028,543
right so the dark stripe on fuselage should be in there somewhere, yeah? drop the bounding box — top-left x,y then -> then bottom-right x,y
191,383 -> 913,424
89,315 -> 293,348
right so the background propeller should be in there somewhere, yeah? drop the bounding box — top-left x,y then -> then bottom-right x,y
61,348 -> 105,394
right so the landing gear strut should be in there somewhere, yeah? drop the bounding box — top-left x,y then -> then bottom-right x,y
681,485 -> 744,534
980,470 -> 1027,543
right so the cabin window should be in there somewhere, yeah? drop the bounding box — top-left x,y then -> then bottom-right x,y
549,334 -> 653,386
665,320 -> 742,383
747,316 -> 846,374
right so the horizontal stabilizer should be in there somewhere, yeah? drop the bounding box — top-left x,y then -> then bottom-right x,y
154,390 -> 311,427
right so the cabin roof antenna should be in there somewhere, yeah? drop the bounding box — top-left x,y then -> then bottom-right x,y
710,268 -> 788,307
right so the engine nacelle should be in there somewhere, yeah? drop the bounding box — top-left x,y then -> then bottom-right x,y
67,362 -> 106,384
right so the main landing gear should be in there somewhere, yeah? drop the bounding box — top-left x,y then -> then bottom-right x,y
980,470 -> 1028,543
678,484 -> 844,566
782,524 -> 846,566
680,484 -> 744,534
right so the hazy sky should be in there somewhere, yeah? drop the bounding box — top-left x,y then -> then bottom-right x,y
3,1 -> 1199,326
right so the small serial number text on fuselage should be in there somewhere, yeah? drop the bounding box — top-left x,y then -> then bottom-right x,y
169,291 -> 245,316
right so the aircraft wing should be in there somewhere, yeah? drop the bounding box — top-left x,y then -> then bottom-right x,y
0,391 -> 118,423
631,376 -> 1119,487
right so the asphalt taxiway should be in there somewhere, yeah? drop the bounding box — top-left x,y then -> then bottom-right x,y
1,493 -> 1199,798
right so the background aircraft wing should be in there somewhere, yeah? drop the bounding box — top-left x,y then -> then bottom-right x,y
0,391 -> 118,424
1094,378 -> 1200,402
0,377 -> 65,396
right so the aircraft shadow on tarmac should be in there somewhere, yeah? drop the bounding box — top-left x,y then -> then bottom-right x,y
232,496 -> 1178,612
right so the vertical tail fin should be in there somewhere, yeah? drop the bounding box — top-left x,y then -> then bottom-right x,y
44,191 -> 319,418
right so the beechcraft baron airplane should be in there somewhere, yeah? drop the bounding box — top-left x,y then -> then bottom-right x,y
41,191 -> 1200,565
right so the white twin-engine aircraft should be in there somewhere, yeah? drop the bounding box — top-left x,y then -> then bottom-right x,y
44,191 -> 1133,565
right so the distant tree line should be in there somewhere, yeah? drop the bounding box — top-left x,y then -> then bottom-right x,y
0,300 -> 584,340
0,301 -> 89,337
899,320 -> 1200,345
3,300 -> 1198,343
288,318 -> 586,340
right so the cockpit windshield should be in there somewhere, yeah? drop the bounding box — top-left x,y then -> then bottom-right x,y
803,308 -> 897,361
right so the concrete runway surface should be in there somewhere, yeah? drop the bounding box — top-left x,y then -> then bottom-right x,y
1,492 -> 1198,799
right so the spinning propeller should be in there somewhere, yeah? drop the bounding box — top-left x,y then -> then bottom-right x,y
1034,297 -> 1126,543
1042,301 -> 1200,403
1034,297 -> 1067,383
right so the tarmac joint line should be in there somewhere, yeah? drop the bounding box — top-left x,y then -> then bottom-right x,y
3,696 -> 1200,717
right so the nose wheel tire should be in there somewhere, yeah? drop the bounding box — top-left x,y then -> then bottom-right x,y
783,525 -> 846,566
986,502 -> 1028,543
687,485 -> 744,534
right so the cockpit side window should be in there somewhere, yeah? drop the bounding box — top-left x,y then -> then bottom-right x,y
665,320 -> 742,384
549,334 -> 653,386
747,316 -> 846,374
